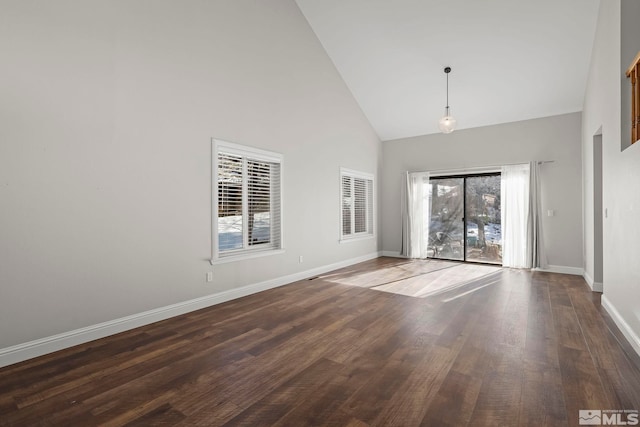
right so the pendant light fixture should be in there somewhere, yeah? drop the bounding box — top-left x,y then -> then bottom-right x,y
438,66 -> 457,134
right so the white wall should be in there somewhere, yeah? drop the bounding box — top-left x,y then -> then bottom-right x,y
0,0 -> 381,351
381,113 -> 584,271
582,0 -> 640,355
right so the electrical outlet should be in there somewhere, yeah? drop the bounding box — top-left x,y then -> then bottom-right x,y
299,256 -> 304,263
206,272 -> 213,282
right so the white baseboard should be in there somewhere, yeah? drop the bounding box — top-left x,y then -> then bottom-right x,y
601,295 -> 640,359
381,250 -> 404,258
0,251 -> 381,369
535,265 -> 584,276
583,270 -> 594,287
582,271 -> 603,292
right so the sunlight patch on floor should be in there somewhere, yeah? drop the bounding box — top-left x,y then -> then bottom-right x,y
321,258 -> 503,299
371,263 -> 502,298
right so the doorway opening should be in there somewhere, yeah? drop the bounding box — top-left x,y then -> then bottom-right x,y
427,173 -> 502,265
593,132 -> 604,291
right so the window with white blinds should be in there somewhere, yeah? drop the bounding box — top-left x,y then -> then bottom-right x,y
340,168 -> 374,241
213,139 -> 282,261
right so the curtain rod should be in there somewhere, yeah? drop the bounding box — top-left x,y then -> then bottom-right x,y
406,160 -> 554,175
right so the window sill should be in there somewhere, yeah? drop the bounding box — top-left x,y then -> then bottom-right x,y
339,235 -> 375,244
210,249 -> 285,265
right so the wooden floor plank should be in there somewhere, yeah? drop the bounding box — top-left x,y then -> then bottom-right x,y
518,275 -> 568,426
419,370 -> 483,427
222,357 -> 344,426
0,258 -> 639,426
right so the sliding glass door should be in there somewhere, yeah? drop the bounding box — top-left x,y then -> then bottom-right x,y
427,178 -> 464,261
428,174 -> 502,265
465,175 -> 501,264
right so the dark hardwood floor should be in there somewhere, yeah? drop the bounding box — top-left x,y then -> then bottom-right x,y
1,257 -> 639,426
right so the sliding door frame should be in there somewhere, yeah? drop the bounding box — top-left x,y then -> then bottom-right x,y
428,172 -> 501,265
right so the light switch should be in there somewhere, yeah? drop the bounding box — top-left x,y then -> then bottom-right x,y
547,210 -> 555,217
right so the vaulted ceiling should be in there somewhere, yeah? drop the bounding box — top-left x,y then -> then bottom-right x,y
295,0 -> 601,141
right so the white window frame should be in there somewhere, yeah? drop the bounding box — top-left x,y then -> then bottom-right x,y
212,139 -> 284,264
340,167 -> 375,243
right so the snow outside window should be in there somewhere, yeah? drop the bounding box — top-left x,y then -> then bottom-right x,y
213,139 -> 282,261
340,168 -> 374,241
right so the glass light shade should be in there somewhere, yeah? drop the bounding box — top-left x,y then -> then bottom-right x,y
438,108 -> 456,134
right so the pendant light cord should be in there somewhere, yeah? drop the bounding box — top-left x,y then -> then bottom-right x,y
446,72 -> 449,108
439,66 -> 456,133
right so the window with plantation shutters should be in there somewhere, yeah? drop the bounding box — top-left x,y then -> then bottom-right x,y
340,168 -> 374,241
213,139 -> 283,261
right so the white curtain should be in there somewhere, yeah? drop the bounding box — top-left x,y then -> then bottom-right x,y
400,171 -> 430,258
528,161 -> 547,269
501,162 -> 547,268
501,164 -> 529,267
